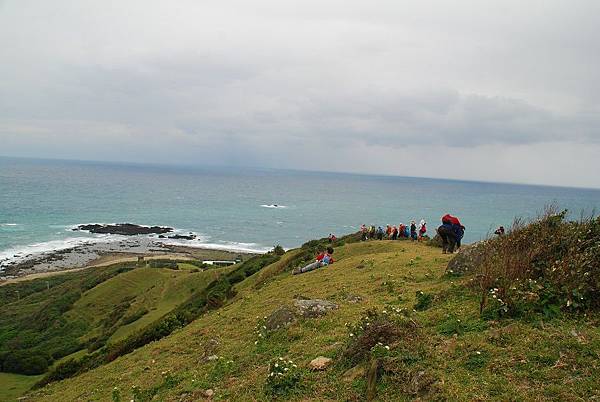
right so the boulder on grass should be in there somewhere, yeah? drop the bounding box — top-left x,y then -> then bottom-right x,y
293,299 -> 338,318
265,305 -> 296,331
309,356 -> 332,370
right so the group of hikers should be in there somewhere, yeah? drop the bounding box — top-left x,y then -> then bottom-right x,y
293,213 -> 468,275
360,221 -> 428,242
436,214 -> 466,254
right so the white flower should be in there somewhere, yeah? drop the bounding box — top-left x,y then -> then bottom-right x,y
350,333 -> 354,337
274,363 -> 278,367
476,351 -> 481,355
384,346 -> 390,350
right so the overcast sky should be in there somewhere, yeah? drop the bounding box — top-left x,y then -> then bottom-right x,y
1,1 -> 599,188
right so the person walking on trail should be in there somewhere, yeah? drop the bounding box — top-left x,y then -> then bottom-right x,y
442,214 -> 465,249
391,225 -> 398,240
410,221 -> 418,240
494,226 -> 505,236
437,221 -> 457,253
418,219 -> 427,240
438,214 -> 464,253
376,226 -> 384,240
293,247 -> 335,275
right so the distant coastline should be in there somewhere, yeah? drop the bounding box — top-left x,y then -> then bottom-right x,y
0,228 -> 264,282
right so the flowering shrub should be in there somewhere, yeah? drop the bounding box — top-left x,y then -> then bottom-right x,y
475,210 -> 600,318
264,357 -> 302,397
254,316 -> 268,344
370,342 -> 391,359
342,307 -> 417,366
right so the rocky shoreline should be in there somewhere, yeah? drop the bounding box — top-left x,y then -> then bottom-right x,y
73,223 -> 173,236
0,237 -> 256,282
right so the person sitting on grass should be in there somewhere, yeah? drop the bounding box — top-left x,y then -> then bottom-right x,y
293,247 -> 335,275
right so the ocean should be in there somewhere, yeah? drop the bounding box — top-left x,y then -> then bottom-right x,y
1,156 -> 600,267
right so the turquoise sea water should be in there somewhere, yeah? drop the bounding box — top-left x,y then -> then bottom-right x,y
1,156 -> 600,265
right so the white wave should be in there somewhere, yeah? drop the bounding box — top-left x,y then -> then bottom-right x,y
260,204 -> 287,209
0,236 -> 116,267
0,223 -> 20,227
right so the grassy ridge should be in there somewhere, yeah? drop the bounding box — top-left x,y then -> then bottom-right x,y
23,235 -> 600,401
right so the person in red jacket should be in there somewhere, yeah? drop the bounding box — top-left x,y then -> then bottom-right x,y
439,214 -> 465,252
293,247 -> 334,275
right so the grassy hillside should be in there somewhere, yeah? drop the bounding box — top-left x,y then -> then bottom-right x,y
23,237 -> 600,401
0,260 -> 234,401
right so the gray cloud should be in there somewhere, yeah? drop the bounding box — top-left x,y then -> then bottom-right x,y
1,0 -> 599,187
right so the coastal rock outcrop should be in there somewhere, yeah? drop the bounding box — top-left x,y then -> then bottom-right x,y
74,223 -> 173,236
168,234 -> 196,240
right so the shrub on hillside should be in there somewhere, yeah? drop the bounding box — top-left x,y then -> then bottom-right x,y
474,209 -> 600,318
121,307 -> 149,325
264,358 -> 302,397
273,245 -> 285,256
1,351 -> 49,375
342,307 -> 418,366
413,291 -> 433,311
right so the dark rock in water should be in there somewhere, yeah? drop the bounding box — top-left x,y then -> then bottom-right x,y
265,305 -> 296,331
158,235 -> 166,238
75,223 -> 173,236
446,241 -> 487,276
293,299 -> 338,318
168,234 -> 196,240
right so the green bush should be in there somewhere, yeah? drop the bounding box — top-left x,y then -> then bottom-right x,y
2,351 -> 49,375
413,291 -> 433,311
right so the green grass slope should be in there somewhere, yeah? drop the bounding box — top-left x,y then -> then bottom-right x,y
0,262 -> 232,401
25,239 -> 600,401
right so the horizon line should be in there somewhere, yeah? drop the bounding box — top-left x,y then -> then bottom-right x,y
1,154 -> 600,192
